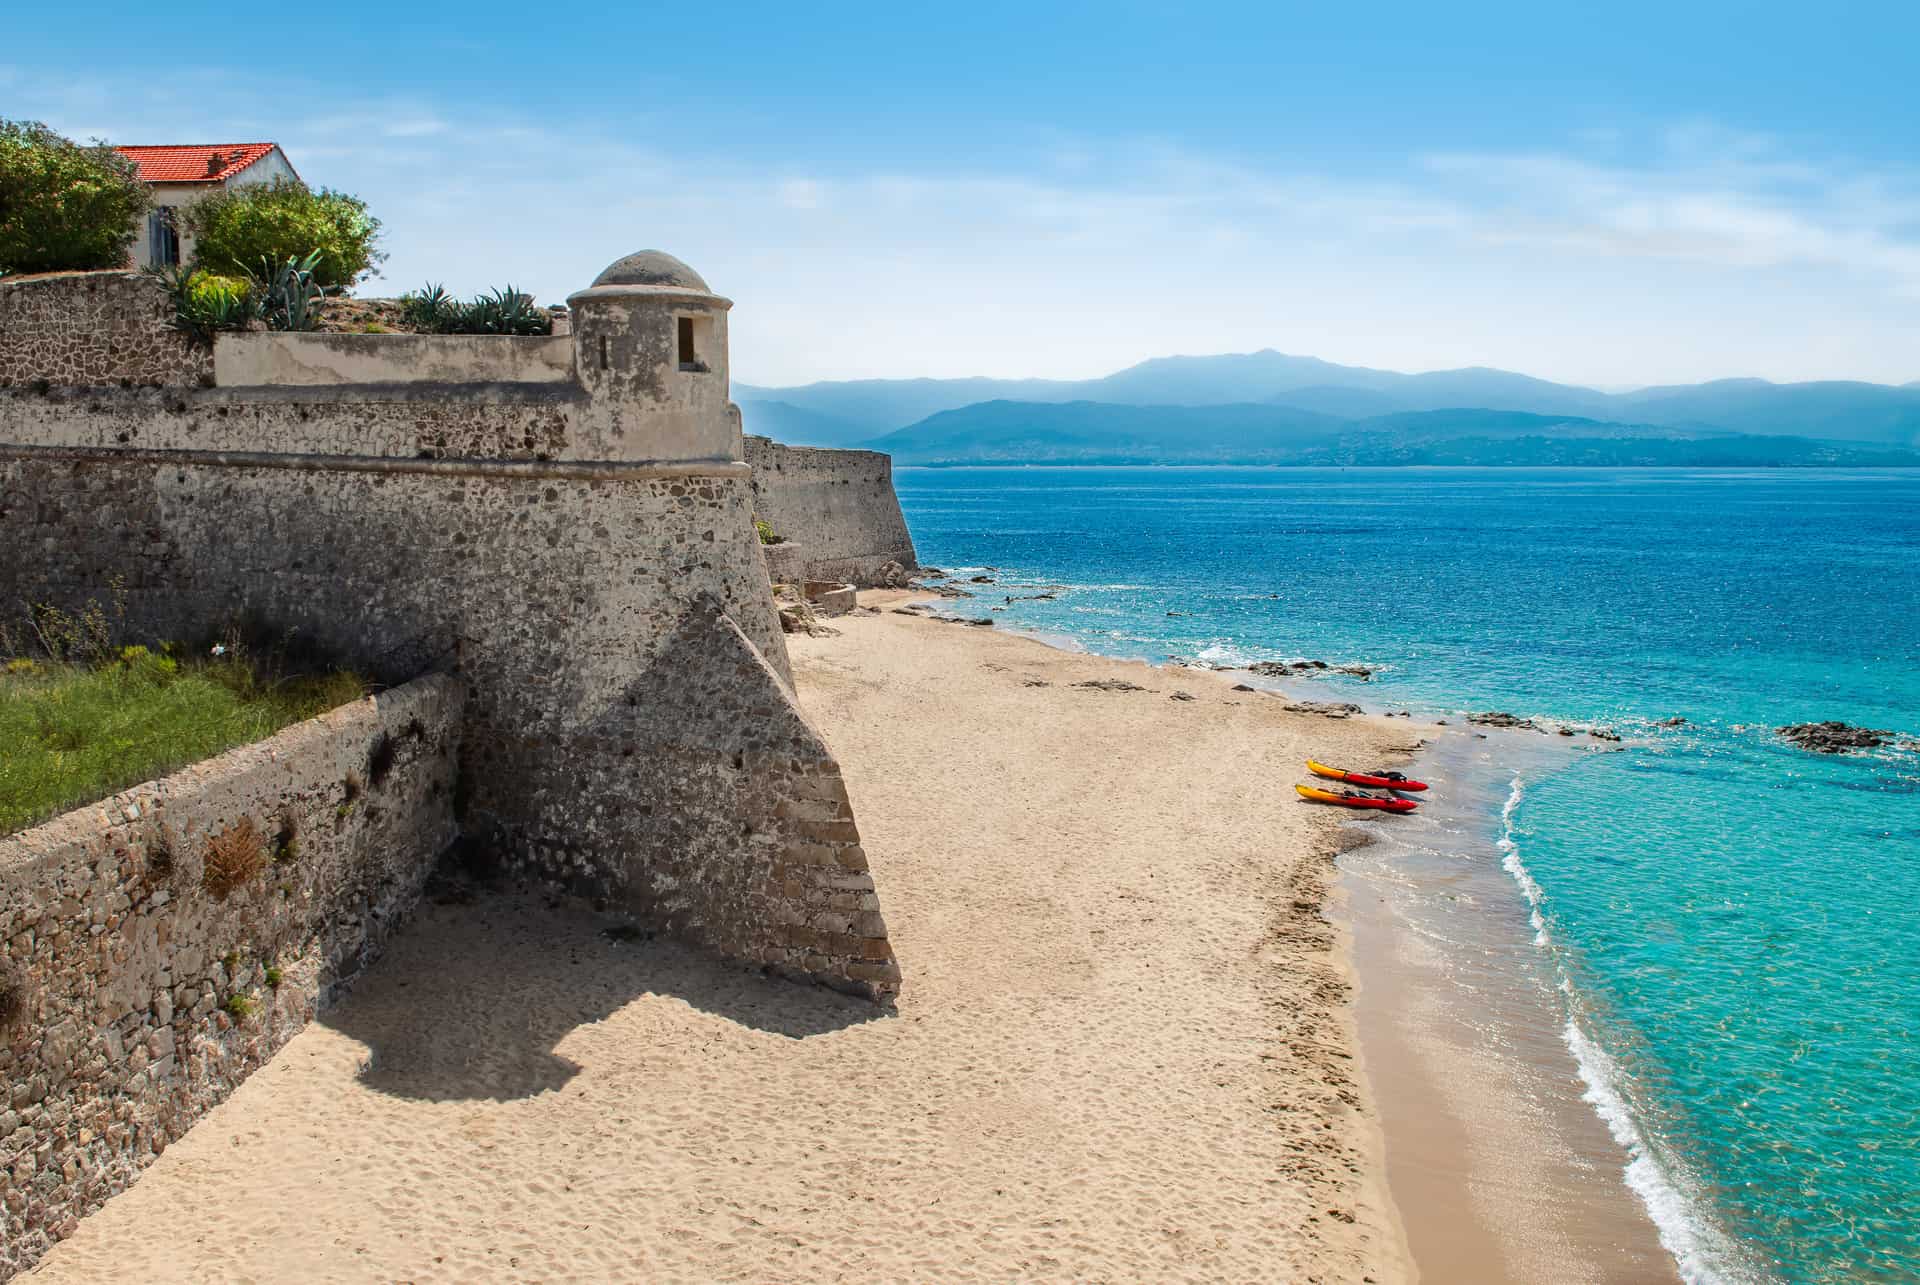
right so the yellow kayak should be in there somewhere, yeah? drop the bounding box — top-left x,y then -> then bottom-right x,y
1307,758 -> 1427,791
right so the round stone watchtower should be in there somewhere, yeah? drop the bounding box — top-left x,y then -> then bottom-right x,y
567,251 -> 738,462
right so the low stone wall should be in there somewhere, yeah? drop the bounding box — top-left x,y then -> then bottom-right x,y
0,674 -> 463,1279
761,540 -> 808,586
0,273 -> 210,390
745,436 -> 918,586
215,332 -> 574,387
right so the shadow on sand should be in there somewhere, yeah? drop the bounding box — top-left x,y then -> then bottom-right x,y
318,888 -> 886,1103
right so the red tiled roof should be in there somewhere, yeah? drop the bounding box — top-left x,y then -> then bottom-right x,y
113,143 -> 281,185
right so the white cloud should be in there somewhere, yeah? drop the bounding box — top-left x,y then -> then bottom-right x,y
1421,140 -> 1920,291
7,65 -> 1919,386
774,178 -> 825,211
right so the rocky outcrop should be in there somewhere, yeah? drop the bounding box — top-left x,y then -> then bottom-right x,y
1249,659 -> 1375,681
1468,712 -> 1541,731
1777,722 -> 1893,754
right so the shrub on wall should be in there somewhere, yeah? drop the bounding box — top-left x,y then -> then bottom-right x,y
181,179 -> 383,289
399,282 -> 553,335
0,119 -> 152,275
156,266 -> 258,344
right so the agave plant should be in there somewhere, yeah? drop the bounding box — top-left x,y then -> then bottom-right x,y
400,282 -> 454,331
254,250 -> 327,332
458,285 -> 551,336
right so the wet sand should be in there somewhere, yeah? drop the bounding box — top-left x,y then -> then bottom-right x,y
1337,730 -> 1678,1283
32,594 -> 1425,1283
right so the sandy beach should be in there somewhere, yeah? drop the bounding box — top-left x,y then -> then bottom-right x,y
30,594 -> 1420,1283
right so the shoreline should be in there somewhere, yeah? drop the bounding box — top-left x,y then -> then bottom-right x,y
924,597 -> 1681,1283
1335,738 -> 1680,1284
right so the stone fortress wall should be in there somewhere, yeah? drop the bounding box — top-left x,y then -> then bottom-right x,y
0,256 -> 901,1007
0,273 -> 211,390
0,675 -> 463,1278
745,435 -> 919,586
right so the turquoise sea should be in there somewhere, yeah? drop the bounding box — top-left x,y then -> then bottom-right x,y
893,467 -> 1920,1284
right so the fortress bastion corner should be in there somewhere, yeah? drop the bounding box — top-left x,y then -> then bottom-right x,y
0,251 -> 901,1008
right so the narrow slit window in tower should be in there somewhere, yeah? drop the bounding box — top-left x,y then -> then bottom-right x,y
677,316 -> 698,370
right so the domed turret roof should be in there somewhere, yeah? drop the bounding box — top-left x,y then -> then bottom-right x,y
590,251 -> 710,291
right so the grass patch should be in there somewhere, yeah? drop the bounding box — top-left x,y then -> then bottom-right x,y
0,653 -> 365,835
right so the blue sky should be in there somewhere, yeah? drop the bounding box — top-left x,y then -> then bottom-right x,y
8,2 -> 1919,387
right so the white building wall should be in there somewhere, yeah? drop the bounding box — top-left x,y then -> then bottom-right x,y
130,147 -> 301,271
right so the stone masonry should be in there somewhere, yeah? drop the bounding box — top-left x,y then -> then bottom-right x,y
0,675 -> 464,1278
0,273 -> 211,390
745,434 -> 919,586
0,254 -> 900,1003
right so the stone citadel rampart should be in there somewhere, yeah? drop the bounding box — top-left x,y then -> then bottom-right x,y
745,434 -> 919,586
0,255 -> 900,1003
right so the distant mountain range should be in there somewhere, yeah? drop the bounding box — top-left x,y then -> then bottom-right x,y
856,403 -> 1917,468
735,350 -> 1920,466
729,351 -> 1920,466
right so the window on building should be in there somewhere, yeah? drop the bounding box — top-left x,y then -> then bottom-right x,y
677,316 -> 699,371
148,209 -> 180,268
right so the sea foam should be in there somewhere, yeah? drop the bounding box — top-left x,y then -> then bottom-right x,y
1501,776 -> 1754,1285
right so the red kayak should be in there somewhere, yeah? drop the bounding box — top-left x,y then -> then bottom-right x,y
1295,784 -> 1419,813
1307,759 -> 1428,791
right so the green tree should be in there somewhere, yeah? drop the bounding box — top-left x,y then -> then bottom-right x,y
0,119 -> 152,275
182,179 -> 383,289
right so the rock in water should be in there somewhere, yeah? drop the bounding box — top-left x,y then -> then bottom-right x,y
908,578 -> 971,598
1468,711 -> 1541,731
1777,721 -> 1892,754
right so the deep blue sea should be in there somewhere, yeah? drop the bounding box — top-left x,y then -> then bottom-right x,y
893,467 -> 1920,1285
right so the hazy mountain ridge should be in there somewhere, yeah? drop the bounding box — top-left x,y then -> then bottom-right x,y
865,401 -> 1920,467
738,349 -> 1920,448
863,400 -> 1345,464
735,399 -> 874,448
